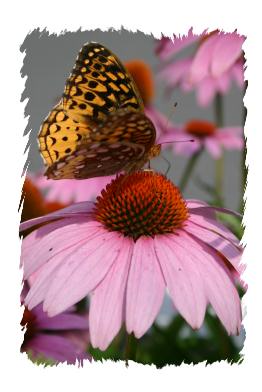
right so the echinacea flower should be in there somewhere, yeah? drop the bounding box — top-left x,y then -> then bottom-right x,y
20,172 -> 244,351
160,119 -> 244,158
21,285 -> 90,365
157,30 -> 246,107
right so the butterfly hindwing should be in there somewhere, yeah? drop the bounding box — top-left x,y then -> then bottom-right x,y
45,110 -> 156,179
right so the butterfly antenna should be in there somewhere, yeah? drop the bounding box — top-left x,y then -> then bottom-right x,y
159,102 -> 195,145
161,139 -> 195,145
163,102 -> 178,134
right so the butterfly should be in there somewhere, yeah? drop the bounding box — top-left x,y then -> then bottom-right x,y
38,42 -> 161,180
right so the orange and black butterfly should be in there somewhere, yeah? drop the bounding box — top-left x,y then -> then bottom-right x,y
38,43 -> 161,179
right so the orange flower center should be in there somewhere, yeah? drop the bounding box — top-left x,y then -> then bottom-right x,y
185,120 -> 216,137
94,171 -> 188,240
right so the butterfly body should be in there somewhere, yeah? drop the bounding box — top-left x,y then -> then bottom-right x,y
38,43 -> 160,180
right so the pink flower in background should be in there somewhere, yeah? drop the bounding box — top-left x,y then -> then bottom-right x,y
155,28 -> 204,60
159,119 -> 244,158
157,31 -> 246,106
34,173 -> 115,203
20,172 -> 244,351
21,286 -> 90,365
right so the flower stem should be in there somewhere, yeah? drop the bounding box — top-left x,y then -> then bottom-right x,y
214,93 -> 224,204
239,84 -> 248,214
178,150 -> 202,192
124,333 -> 138,367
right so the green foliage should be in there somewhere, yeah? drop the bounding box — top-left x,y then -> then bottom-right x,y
89,312 -> 245,367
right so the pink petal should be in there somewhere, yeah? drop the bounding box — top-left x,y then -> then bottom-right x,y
26,334 -> 89,364
20,201 -> 94,232
174,136 -> 201,156
190,205 -> 242,219
156,29 -> 202,60
158,58 -> 192,86
183,221 -> 243,274
187,212 -> 241,248
22,218 -> 101,279
145,105 -> 170,139
126,237 -> 165,338
216,72 -> 231,94
34,175 -> 114,203
36,307 -> 89,330
43,231 -> 126,316
174,232 -> 242,334
154,234 -> 207,329
231,62 -> 245,88
157,127 -> 188,142
204,136 -> 222,158
186,199 -> 210,208
25,238 -> 91,310
190,33 -> 220,83
211,33 -> 245,77
196,77 -> 216,107
89,237 -> 133,350
216,127 -> 244,150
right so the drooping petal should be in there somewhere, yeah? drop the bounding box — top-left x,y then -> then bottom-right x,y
34,175 -> 113,203
20,201 -> 94,232
89,237 -> 133,350
231,61 -> 245,88
43,231 -> 126,316
190,33 -> 219,83
204,136 -> 222,158
126,237 -> 165,338
190,205 -> 242,219
154,234 -> 207,329
183,221 -> 243,274
188,211 -> 241,247
211,33 -> 245,77
216,127 -> 244,150
173,232 -> 242,334
216,71 -> 231,94
158,58 -> 192,87
156,29 -> 202,60
186,199 -> 210,208
174,136 -> 201,156
25,334 -> 89,364
22,218 -> 101,279
35,306 -> 89,330
196,77 -> 216,107
25,240 -> 89,310
145,105 -> 171,139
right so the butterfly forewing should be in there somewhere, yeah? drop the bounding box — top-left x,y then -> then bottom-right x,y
62,43 -> 144,123
38,102 -> 96,165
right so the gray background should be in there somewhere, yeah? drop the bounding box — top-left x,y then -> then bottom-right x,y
21,29 -> 244,210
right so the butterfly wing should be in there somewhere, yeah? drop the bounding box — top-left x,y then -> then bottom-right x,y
45,110 -> 156,179
62,42 -> 144,123
38,102 -> 96,166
